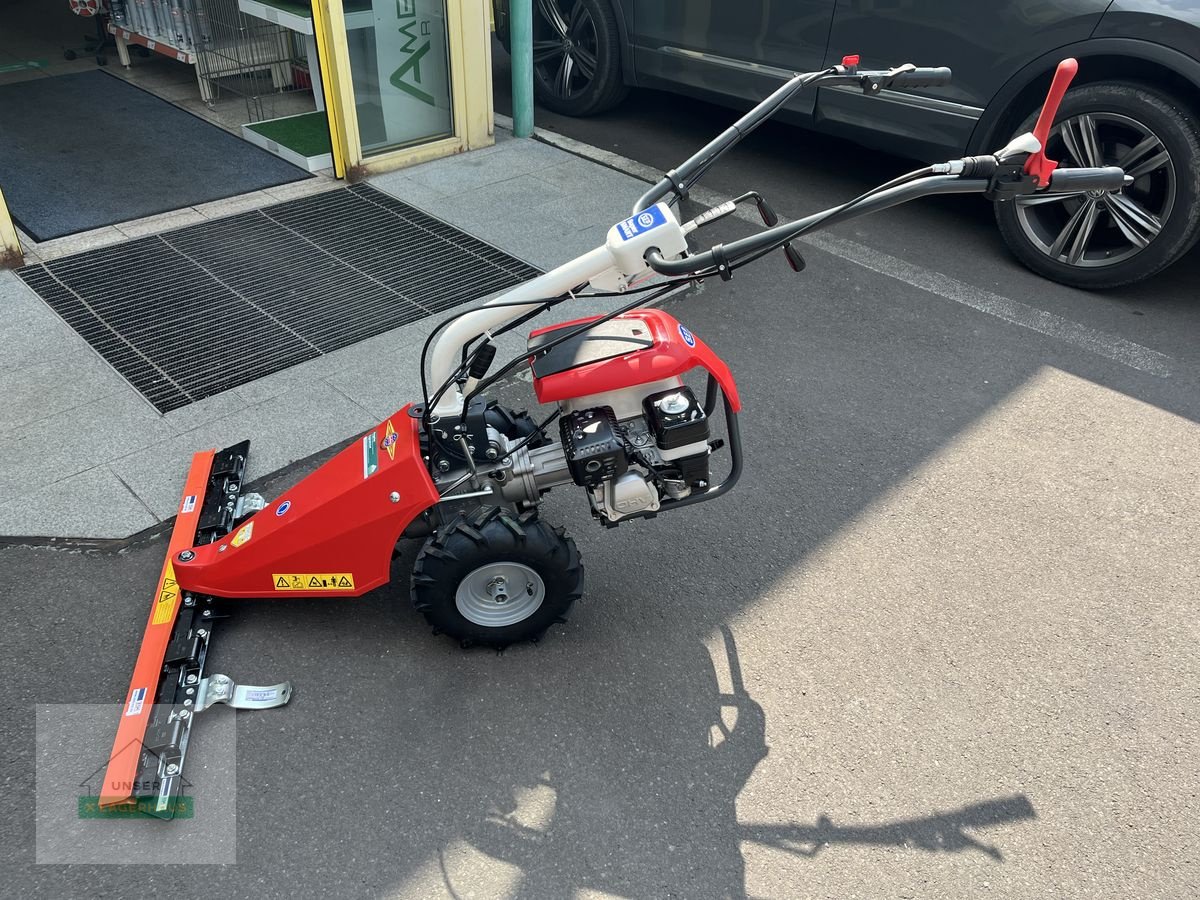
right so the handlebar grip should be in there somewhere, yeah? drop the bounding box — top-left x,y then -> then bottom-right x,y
889,66 -> 952,88
1046,166 -> 1128,193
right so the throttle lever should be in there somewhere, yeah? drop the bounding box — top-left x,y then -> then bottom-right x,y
782,242 -> 806,272
1024,58 -> 1079,185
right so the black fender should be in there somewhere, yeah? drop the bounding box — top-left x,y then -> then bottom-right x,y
969,37 -> 1200,153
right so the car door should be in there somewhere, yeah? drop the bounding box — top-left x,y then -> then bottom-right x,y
628,1 -> 838,115
818,0 -> 1112,158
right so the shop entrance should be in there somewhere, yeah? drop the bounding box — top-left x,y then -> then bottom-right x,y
0,1 -> 493,259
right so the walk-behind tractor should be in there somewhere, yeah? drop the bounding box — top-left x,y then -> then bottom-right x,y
102,58 -> 1126,816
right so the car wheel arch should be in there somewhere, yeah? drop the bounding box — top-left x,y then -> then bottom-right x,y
968,38 -> 1200,155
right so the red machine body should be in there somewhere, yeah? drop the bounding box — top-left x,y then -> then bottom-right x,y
529,308 -> 742,411
174,406 -> 438,599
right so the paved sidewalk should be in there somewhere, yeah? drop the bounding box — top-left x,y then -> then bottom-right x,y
0,129 -> 650,538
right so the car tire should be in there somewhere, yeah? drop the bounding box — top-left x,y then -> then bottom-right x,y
994,81 -> 1200,289
527,0 -> 628,117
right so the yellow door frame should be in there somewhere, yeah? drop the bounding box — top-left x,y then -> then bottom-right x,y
0,184 -> 23,269
311,0 -> 494,181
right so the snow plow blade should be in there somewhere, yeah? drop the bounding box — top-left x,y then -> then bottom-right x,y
99,441 -> 292,819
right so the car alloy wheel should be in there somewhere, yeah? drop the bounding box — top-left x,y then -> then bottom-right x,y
533,0 -> 600,102
1014,111 -> 1175,268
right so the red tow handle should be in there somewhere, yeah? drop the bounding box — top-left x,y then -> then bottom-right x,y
1023,58 -> 1079,185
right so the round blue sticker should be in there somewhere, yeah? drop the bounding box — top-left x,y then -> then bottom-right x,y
276,500 -> 291,517
678,324 -> 696,347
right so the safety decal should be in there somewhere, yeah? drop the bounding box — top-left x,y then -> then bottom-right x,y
150,562 -> 180,625
678,324 -> 696,347
231,521 -> 253,548
272,573 -> 356,591
276,500 -> 291,517
382,419 -> 399,461
181,494 -> 197,514
363,432 -> 378,479
616,204 -> 667,241
124,687 -> 147,717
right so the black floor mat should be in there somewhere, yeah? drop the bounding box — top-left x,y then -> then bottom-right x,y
0,70 -> 309,241
16,185 -> 542,412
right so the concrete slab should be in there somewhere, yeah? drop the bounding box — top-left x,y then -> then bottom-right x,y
431,174 -> 566,229
0,465 -> 158,538
111,380 -> 376,520
113,207 -> 207,239
0,390 -> 177,503
0,350 -> 128,431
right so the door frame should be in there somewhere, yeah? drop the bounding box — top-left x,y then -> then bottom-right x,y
0,184 -> 23,268
312,0 -> 494,180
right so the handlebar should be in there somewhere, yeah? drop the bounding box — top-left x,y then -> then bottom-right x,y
643,163 -> 1128,278
645,175 -> 988,277
885,66 -> 953,89
637,57 -> 1126,280
1047,166 -> 1129,193
633,61 -> 953,214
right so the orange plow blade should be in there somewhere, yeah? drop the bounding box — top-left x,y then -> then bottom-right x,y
99,441 -> 291,818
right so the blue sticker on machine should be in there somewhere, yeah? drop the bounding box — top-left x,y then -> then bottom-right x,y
616,205 -> 667,241
678,324 -> 696,347
276,500 -> 291,517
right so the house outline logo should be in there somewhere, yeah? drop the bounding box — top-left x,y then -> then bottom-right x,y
77,739 -> 195,818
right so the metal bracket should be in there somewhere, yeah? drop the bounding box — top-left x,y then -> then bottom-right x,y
233,492 -> 267,519
196,674 -> 292,712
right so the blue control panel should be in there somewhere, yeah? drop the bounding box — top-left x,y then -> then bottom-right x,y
616,205 -> 668,241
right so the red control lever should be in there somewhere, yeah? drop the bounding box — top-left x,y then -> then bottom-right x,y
1023,58 -> 1079,185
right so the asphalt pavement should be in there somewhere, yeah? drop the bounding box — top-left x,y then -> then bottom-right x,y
3,55 -> 1199,899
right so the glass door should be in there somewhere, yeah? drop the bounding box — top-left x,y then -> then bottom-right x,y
345,0 -> 455,155
313,0 -> 492,176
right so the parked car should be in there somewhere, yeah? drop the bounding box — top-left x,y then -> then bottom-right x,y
495,0 -> 1200,289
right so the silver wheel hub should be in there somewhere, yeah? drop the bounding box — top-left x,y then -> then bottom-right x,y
456,562 -> 545,628
1014,111 -> 1175,268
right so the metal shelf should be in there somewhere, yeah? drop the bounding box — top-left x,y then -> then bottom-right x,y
106,23 -> 197,65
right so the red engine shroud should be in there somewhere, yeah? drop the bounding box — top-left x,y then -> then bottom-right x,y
174,406 -> 438,599
529,308 -> 741,411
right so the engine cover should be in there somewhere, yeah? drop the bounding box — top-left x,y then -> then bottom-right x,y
560,407 -> 628,488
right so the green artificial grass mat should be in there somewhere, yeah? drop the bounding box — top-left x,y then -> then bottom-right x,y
247,112 -> 332,159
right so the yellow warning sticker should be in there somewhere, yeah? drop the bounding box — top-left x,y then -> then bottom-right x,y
151,562 -> 180,625
272,573 -> 355,592
231,521 -> 253,548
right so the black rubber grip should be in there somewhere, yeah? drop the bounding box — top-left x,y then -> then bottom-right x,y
890,66 -> 952,88
1047,166 -> 1128,192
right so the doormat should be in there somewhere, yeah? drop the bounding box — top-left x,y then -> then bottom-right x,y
0,70 -> 309,241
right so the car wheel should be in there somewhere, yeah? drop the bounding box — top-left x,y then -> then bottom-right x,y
994,81 -> 1200,289
530,0 -> 628,116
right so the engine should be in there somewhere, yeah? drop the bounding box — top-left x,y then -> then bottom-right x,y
521,382 -> 712,525
423,380 -> 713,528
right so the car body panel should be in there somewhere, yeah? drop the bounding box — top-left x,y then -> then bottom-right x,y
501,0 -> 1200,161
967,35 -> 1200,153
1095,1 -> 1200,57
815,0 -> 1112,157
628,1 -> 838,115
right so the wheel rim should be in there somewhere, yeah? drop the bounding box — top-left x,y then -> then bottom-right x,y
455,562 -> 546,628
1014,111 -> 1176,268
532,0 -> 599,101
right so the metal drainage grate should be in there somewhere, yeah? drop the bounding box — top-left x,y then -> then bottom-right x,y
17,184 -> 542,413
